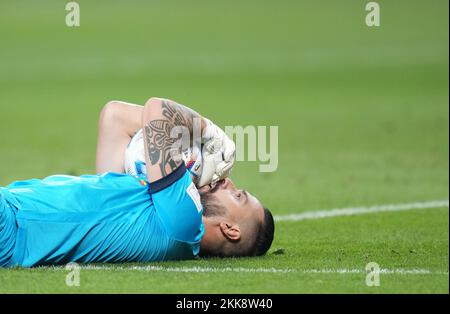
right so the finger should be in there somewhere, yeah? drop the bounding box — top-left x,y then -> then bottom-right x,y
202,149 -> 221,164
222,140 -> 236,162
222,148 -> 235,163
215,161 -> 233,178
211,173 -> 220,184
204,138 -> 222,155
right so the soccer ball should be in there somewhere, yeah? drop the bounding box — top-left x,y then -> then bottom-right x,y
124,129 -> 216,187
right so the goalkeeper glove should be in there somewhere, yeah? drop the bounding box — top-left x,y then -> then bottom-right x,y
200,117 -> 236,185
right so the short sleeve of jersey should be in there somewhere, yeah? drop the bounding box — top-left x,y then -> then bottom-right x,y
149,164 -> 204,245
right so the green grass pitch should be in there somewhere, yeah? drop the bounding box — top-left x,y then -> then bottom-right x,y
0,0 -> 448,293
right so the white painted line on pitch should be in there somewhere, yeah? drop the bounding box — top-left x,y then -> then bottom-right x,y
274,200 -> 449,222
46,265 -> 295,274
302,268 -> 449,275
47,265 -> 448,276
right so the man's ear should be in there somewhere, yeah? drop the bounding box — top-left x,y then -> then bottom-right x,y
219,222 -> 241,241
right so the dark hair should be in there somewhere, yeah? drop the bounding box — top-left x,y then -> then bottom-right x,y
200,196 -> 275,258
227,207 -> 275,257
251,207 -> 275,256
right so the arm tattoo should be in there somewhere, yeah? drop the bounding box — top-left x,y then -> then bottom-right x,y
144,100 -> 195,177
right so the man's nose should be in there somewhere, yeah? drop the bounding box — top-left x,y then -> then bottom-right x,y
222,177 -> 235,190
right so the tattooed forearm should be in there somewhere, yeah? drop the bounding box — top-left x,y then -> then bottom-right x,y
161,100 -> 194,136
144,99 -> 198,177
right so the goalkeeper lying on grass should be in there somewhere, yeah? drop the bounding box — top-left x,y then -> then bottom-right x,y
0,97 -> 274,267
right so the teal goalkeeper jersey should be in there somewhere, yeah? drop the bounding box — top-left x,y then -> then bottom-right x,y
2,164 -> 204,267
